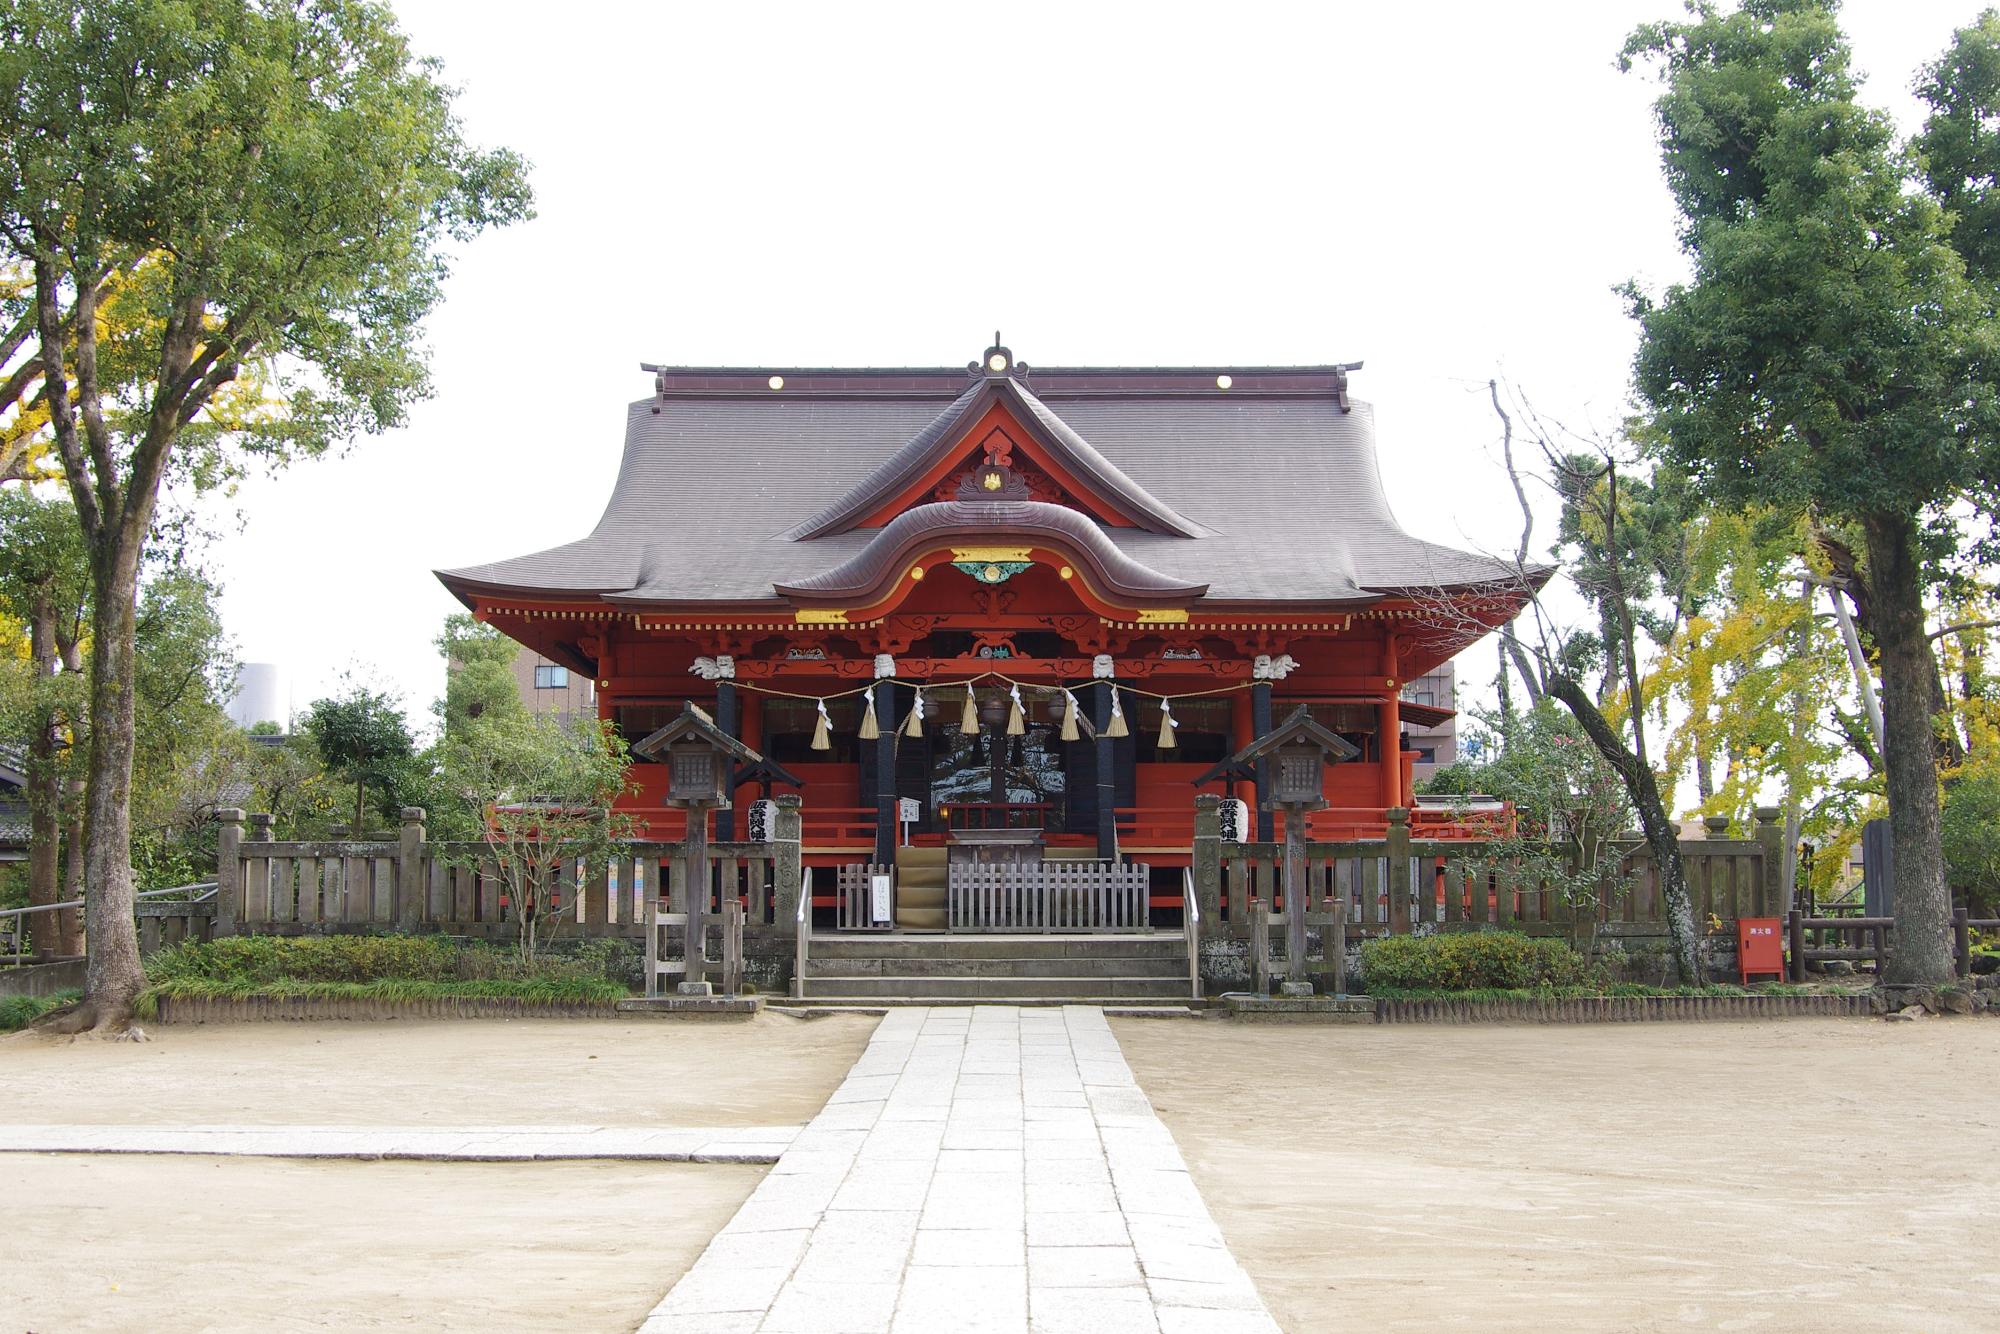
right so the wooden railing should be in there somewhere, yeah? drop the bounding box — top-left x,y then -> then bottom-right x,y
1181,868 -> 1203,1001
1787,910 -> 1992,980
947,861 -> 1150,933
2,882 -> 217,961
942,802 -> 1054,831
801,806 -> 878,848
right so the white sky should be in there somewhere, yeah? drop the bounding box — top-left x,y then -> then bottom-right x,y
199,0 -> 1980,732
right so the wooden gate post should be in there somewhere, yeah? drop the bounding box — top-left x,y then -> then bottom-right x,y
1281,800 -> 1310,994
1249,899 -> 1271,995
683,801 -> 711,993
396,807 -> 427,932
214,809 -> 244,937
1386,808 -> 1412,932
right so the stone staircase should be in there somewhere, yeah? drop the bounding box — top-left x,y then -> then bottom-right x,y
792,932 -> 1195,1007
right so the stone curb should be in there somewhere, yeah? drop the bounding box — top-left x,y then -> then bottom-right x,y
1370,993 -> 1878,1024
152,995 -> 627,1024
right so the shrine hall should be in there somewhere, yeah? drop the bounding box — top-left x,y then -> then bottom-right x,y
439,338 -> 1537,929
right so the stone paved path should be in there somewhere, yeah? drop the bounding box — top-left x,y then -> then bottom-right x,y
641,1005 -> 1280,1334
0,1123 -> 797,1162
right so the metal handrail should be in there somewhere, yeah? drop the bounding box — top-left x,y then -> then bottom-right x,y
1182,866 -> 1202,1002
792,866 -> 811,1001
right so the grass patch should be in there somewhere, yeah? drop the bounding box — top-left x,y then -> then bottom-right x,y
0,989 -> 81,1032
135,974 -> 627,1019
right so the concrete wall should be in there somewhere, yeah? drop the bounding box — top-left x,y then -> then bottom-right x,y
0,957 -> 85,999
511,647 -> 597,725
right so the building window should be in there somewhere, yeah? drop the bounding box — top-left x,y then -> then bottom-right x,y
533,665 -> 569,690
1414,747 -> 1437,764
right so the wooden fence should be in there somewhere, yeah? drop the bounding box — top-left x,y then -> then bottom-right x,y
1192,795 -> 1787,947
213,800 -> 804,946
946,861 -> 1151,933
1788,910 -> 1995,980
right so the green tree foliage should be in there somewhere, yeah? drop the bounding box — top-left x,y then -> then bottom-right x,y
1941,758 -> 2000,917
436,613 -> 528,737
302,684 -> 415,837
1622,1 -> 2000,984
0,0 -> 531,1028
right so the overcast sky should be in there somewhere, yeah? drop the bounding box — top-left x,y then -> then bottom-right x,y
199,0 -> 1982,731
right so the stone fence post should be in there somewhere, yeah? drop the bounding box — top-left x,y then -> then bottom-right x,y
215,808 -> 244,937
397,808 -> 428,931
1386,807 -> 1412,927
1193,795 -> 1223,929
770,795 -> 803,934
1752,805 -> 1784,916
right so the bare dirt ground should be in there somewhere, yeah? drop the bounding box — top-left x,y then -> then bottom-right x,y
1,1154 -> 761,1332
0,1010 -> 876,1125
1116,1016 -> 2000,1334
0,1013 -> 875,1332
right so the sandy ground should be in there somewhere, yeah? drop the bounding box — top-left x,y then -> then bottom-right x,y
0,1011 -> 876,1126
1115,1016 -> 2000,1334
0,1014 -> 875,1333
0,1154 -> 762,1333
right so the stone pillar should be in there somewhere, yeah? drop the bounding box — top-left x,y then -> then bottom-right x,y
1280,801 -> 1311,995
214,808 -> 244,937
770,795 -> 803,932
1095,681 -> 1117,861
1193,794 -> 1224,929
715,681 -> 739,841
397,807 -> 428,932
1386,806 -> 1412,930
1752,806 -> 1785,916
682,801 -> 711,993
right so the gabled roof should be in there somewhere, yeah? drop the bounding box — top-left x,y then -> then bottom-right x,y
628,703 -> 805,790
1191,705 -> 1362,788
437,346 -> 1539,611
780,371 -> 1206,540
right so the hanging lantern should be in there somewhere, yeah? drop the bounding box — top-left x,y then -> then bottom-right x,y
904,687 -> 926,738
811,698 -> 832,751
1157,696 -> 1178,750
1059,688 -> 1080,742
1105,687 -> 1128,738
1006,682 -> 1027,736
960,683 -> 979,735
858,690 -> 880,740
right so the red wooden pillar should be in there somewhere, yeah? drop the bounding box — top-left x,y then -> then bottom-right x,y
1379,632 -> 1402,810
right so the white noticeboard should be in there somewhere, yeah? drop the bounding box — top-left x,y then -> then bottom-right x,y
898,797 -> 921,823
870,873 -> 894,925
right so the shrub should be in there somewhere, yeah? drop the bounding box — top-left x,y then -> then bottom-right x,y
1359,931 -> 1600,993
145,935 -> 463,985
0,990 -> 79,1032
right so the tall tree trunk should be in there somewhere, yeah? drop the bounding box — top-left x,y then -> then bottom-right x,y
77,540 -> 147,1026
355,778 -> 367,838
61,776 -> 85,957
25,603 -> 62,958
1544,672 -> 1703,983
1863,513 -> 1956,986
1496,636 -> 1515,748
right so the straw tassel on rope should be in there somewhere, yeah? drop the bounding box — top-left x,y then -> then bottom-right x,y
1006,682 -> 1027,736
811,697 -> 832,751
1059,688 -> 1080,742
858,689 -> 879,740
1105,686 -> 1128,738
904,687 -> 926,738
960,683 -> 979,735
1157,695 -> 1178,750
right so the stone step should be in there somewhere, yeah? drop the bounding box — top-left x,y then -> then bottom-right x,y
805,954 -> 1188,979
896,908 -> 948,931
807,933 -> 1184,961
800,974 -> 1192,1000
895,847 -> 950,867
896,886 -> 947,907
782,998 -> 1206,1011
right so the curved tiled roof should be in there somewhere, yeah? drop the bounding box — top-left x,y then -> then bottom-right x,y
773,497 -> 1207,609
437,360 -> 1536,610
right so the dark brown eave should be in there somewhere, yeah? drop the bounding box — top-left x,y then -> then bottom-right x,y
640,363 -> 1359,404
774,500 -> 1207,610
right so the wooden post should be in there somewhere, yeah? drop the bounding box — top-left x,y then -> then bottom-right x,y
1954,908 -> 1971,979
1281,800 -> 1310,993
396,807 -> 427,932
1752,805 -> 1784,916
683,800 -> 710,993
1386,807 -> 1412,933
1193,794 -> 1224,928
1095,681 -> 1118,860
715,681 -> 738,842
873,680 -> 897,865
1250,680 -> 1275,843
1788,909 -> 1806,982
1380,634 -> 1403,809
1327,881 -> 1348,997
214,809 -> 244,937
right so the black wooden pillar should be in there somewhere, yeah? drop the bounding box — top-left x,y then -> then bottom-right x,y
873,679 -> 897,865
1095,682 -> 1117,861
714,681 -> 738,841
1251,680 -> 1275,842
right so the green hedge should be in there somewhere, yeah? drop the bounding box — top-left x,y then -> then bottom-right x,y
146,935 -> 464,985
1359,932 -> 1600,993
0,990 -> 79,1032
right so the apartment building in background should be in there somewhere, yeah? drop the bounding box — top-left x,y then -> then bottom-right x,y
1402,660 -> 1457,780
512,647 -> 596,725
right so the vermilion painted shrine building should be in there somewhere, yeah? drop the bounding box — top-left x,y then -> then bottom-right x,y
439,339 -> 1530,893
